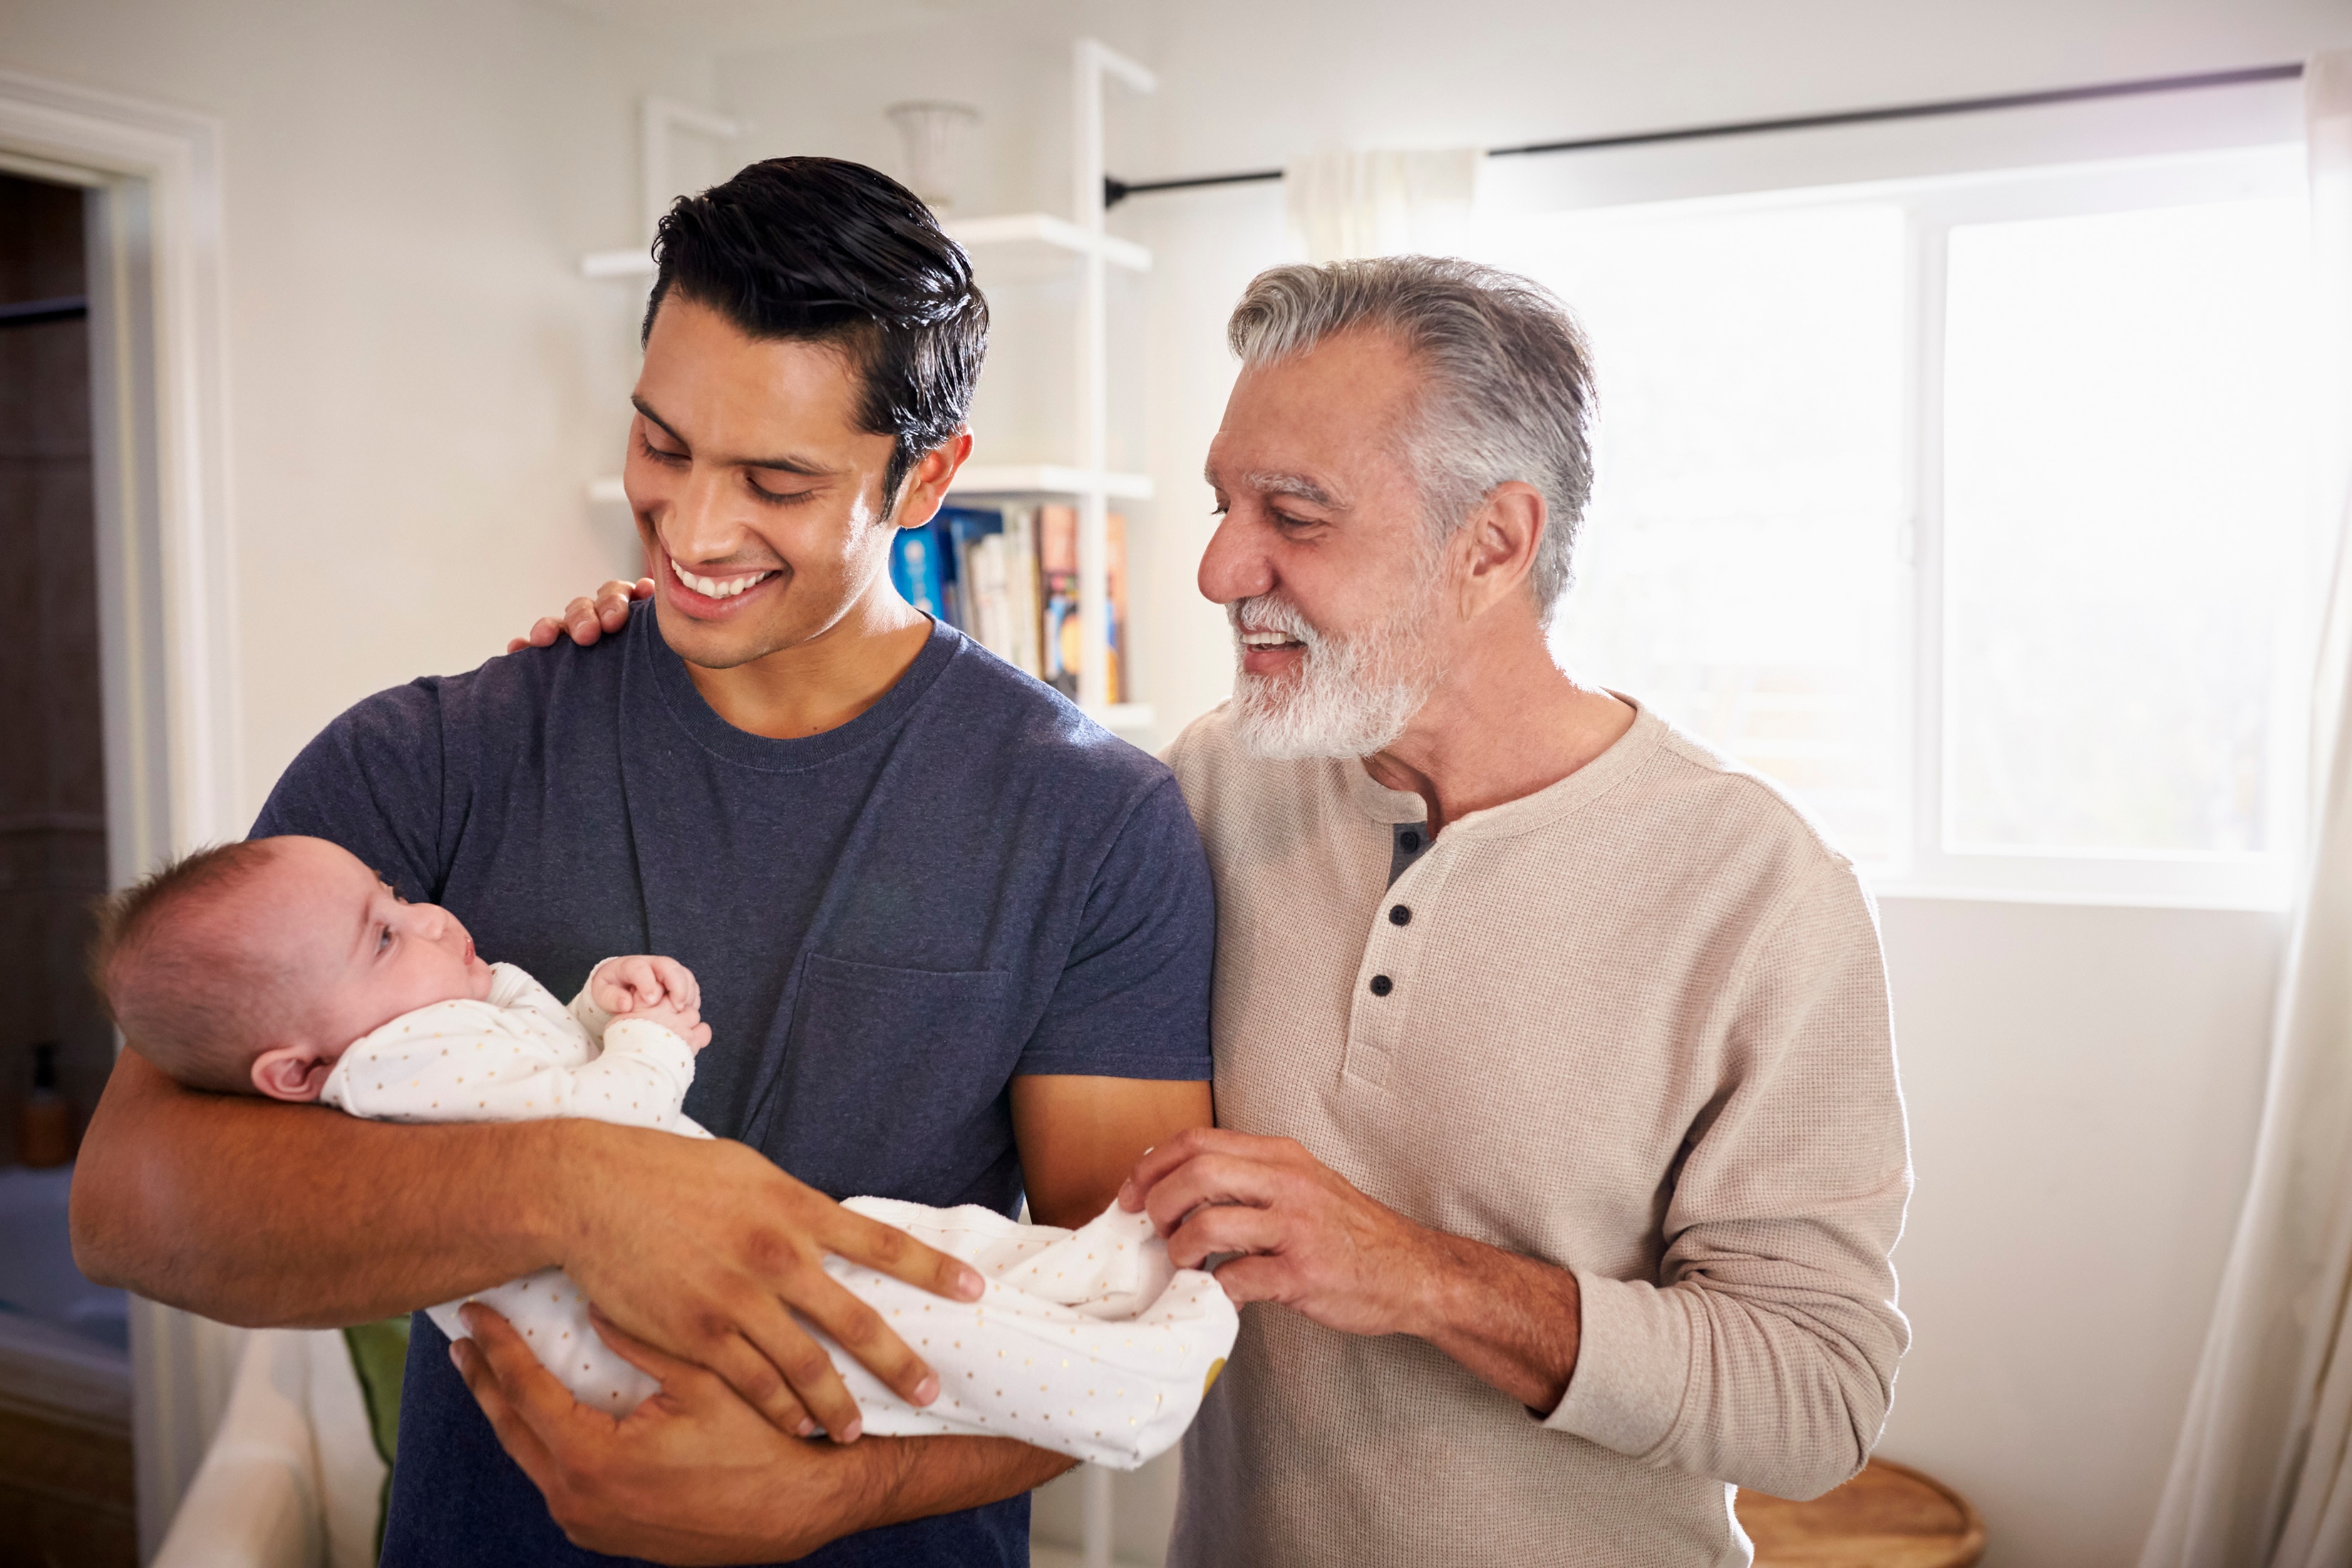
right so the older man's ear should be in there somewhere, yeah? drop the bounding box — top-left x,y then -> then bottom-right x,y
1452,479 -> 1551,624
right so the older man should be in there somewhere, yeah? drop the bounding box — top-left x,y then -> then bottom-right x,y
1119,257 -> 1909,1568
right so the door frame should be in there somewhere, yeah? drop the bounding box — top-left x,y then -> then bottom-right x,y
0,65 -> 244,1557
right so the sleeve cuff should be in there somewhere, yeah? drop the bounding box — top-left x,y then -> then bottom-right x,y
569,959 -> 619,1038
600,1018 -> 698,1085
1539,1271 -> 1692,1458
1012,1048 -> 1214,1081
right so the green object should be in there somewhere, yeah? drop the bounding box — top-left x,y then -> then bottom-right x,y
341,1316 -> 411,1563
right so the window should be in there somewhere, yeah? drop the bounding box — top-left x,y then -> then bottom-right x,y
1487,148 -> 2315,905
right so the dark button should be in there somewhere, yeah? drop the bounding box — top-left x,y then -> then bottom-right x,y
1368,974 -> 1394,997
1399,830 -> 1422,853
1388,904 -> 1412,926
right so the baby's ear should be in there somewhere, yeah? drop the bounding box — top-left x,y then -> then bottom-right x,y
250,1045 -> 334,1103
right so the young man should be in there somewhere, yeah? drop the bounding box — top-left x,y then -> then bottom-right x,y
69,158 -> 1216,1567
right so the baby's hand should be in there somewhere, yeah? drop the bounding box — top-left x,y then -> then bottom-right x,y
620,996 -> 712,1054
592,955 -> 701,1018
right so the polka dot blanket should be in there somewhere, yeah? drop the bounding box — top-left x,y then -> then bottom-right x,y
808,1195 -> 1239,1470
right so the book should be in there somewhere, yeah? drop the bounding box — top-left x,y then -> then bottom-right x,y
947,505 -> 1046,679
1039,504 -> 1127,703
1041,504 -> 1079,698
999,505 -> 1043,679
889,521 -> 949,622
1106,510 -> 1127,706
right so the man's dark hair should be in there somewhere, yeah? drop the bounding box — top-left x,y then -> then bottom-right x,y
643,157 -> 989,511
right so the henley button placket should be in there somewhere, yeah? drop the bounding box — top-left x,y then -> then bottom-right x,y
1346,821 -> 1440,1089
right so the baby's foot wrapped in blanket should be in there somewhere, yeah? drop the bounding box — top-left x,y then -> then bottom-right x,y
807,1196 -> 1239,1470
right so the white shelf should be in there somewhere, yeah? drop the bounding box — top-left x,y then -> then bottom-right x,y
579,44 -> 1148,750
581,249 -> 655,279
1083,703 -> 1155,732
579,212 -> 1148,282
586,467 -> 1152,505
950,465 -> 1152,500
944,212 -> 1150,273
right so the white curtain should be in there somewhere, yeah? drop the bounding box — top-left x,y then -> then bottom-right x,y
2139,49 -> 2352,1568
1283,148 -> 1482,264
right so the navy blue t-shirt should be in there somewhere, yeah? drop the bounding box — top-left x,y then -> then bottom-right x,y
251,608 -> 1215,1567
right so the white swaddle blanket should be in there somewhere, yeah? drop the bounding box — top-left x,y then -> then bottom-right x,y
808,1196 -> 1238,1470
427,1195 -> 1239,1468
328,960 -> 1235,1463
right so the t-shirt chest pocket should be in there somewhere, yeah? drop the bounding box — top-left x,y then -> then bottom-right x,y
767,954 -> 1026,1202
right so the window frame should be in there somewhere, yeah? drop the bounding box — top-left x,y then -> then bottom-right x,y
1486,141 -> 2318,910
1894,145 -> 2313,909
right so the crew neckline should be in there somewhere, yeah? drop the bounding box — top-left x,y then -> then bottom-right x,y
634,604 -> 962,774
1341,695 -> 1666,839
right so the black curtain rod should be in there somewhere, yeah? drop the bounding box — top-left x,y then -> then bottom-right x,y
1102,61 -> 2304,207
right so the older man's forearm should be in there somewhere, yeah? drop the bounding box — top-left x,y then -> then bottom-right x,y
71,1048 -> 565,1326
1410,1229 -> 1585,1412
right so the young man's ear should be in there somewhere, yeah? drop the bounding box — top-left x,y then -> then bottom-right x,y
891,428 -> 975,530
250,1044 -> 335,1103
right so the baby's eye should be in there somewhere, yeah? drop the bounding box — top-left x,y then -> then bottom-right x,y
376,925 -> 393,954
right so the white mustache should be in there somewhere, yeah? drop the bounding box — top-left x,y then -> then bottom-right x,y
1227,594 -> 1321,646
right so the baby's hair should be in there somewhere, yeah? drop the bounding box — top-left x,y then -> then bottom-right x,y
90,840 -> 293,1094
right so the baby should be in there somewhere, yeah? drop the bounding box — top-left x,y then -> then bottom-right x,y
91,835 -> 1233,1469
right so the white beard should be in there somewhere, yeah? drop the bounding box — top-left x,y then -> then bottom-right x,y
1227,589 -> 1445,760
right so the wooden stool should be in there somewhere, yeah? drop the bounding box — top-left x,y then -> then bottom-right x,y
1736,1458 -> 1985,1567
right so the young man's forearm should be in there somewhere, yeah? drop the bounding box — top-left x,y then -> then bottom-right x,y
71,1048 -> 569,1326
814,1435 -> 1076,1552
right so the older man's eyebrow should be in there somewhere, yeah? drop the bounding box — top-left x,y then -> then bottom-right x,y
631,396 -> 834,478
1244,470 -> 1347,509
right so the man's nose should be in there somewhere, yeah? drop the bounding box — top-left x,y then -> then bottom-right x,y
1197,511 -> 1274,607
661,465 -> 748,563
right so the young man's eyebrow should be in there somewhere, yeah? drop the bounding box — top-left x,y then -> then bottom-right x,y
631,396 -> 835,478
632,396 -> 688,448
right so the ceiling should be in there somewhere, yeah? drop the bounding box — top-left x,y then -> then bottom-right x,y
534,0 -> 1103,54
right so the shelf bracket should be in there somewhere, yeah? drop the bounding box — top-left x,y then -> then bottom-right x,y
641,97 -> 746,245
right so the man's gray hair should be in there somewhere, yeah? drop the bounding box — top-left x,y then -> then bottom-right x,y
1227,256 -> 1596,620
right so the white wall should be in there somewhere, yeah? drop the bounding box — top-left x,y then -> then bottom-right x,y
1876,897 -> 2281,1566
0,0 -> 718,825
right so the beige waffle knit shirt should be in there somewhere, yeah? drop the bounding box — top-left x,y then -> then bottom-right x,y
1162,697 -> 1910,1568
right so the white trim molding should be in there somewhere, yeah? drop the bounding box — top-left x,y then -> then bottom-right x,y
0,65 -> 246,1559
0,66 -> 242,860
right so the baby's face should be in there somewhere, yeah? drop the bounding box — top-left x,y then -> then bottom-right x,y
252,837 -> 495,1051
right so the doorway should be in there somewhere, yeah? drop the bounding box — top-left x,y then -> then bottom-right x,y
0,167 -> 137,1567
0,64 -> 244,1557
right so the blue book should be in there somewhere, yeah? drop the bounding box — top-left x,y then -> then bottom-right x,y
939,506 -> 1001,633
889,523 -> 948,621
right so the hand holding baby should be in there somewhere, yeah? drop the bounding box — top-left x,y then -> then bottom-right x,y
594,955 -> 711,1053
